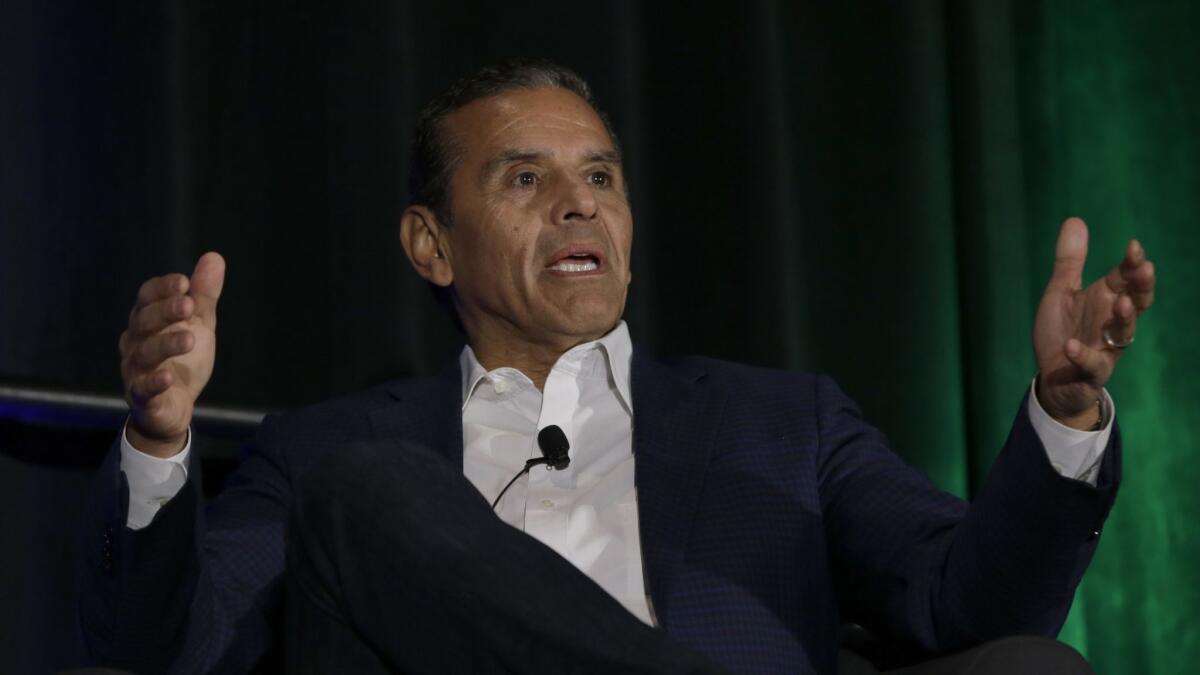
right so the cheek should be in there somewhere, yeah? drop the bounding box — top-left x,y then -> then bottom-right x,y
607,209 -> 634,272
483,208 -> 540,290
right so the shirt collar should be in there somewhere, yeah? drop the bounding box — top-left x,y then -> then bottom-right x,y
459,321 -> 633,412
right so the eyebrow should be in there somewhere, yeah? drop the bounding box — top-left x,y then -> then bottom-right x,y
478,148 -> 623,183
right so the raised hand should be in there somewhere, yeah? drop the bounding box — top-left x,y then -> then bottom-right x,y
1033,218 -> 1156,429
119,252 -> 226,457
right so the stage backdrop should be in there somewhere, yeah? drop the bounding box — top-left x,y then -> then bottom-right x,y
2,1 -> 1197,672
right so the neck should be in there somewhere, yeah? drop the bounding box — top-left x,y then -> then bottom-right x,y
469,342 -> 560,391
464,320 -> 614,391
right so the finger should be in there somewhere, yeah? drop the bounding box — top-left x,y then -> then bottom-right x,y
1123,238 -> 1147,268
1126,259 -> 1156,313
1065,338 -> 1115,388
129,369 -> 173,405
189,252 -> 226,322
1104,239 -> 1145,294
1102,265 -> 1127,294
136,273 -> 190,308
130,295 -> 195,336
1049,217 -> 1089,292
130,330 -> 195,370
1102,295 -> 1137,347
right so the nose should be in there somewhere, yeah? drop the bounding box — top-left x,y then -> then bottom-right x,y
550,175 -> 598,225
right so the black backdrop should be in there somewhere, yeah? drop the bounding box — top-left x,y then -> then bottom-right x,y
5,1 -> 1199,672
2,0 -> 989,409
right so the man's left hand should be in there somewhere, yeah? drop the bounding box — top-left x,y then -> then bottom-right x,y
1033,217 -> 1157,430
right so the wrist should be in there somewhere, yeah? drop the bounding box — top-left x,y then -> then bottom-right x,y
126,422 -> 189,459
1034,375 -> 1105,431
1051,401 -> 1103,431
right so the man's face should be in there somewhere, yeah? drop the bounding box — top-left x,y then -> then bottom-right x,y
439,87 -> 633,349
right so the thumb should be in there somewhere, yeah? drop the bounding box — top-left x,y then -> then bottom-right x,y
1049,217 -> 1089,292
189,251 -> 226,319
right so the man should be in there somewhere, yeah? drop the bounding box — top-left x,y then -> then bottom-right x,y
80,59 -> 1156,674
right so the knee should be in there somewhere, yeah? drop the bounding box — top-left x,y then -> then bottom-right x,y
295,439 -> 455,510
291,438 -> 485,542
964,636 -> 1092,674
287,440 -> 440,579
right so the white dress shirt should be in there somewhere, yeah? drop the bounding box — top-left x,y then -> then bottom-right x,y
458,321 -> 652,623
120,322 -> 1115,625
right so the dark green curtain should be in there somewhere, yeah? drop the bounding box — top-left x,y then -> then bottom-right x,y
3,1 -> 1196,671
947,2 -> 1199,668
1013,3 -> 1200,669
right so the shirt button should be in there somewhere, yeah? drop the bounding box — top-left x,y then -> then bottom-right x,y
493,379 -> 510,393
540,499 -> 555,510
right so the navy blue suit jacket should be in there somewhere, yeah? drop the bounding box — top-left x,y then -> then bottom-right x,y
79,350 -> 1120,674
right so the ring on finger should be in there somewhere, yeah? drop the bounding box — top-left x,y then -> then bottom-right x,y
1103,326 -> 1134,350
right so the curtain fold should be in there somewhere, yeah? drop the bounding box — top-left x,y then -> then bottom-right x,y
1014,2 -> 1200,671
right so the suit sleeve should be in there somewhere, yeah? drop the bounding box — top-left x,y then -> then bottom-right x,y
815,376 -> 1119,656
78,414 -> 292,674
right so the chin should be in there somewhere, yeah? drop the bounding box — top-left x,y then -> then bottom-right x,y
547,301 -> 623,340
535,282 -> 628,338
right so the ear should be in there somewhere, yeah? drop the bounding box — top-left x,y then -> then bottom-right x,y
400,205 -> 453,287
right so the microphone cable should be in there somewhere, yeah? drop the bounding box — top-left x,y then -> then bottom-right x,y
491,425 -> 571,510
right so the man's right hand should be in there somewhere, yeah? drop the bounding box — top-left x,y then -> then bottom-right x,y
119,252 -> 225,458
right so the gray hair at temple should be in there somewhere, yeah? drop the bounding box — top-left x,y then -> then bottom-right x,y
406,57 -> 622,224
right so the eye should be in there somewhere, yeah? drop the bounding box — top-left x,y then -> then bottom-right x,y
588,171 -> 613,188
513,171 -> 539,187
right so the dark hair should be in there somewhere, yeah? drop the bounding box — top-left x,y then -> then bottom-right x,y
407,57 -> 620,223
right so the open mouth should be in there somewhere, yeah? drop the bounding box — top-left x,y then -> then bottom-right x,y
545,247 -> 604,274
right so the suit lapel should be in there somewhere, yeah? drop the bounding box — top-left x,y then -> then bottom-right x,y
368,361 -> 464,467
632,350 -> 725,627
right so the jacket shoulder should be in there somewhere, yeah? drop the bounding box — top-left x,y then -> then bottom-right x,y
652,352 -> 826,393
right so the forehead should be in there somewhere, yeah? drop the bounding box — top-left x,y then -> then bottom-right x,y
444,87 -> 615,162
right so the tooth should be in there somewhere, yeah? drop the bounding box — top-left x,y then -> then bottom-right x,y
550,261 -> 598,272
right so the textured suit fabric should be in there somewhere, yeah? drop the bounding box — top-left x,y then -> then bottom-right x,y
884,635 -> 1092,674
284,438 -> 726,674
77,350 -> 1121,675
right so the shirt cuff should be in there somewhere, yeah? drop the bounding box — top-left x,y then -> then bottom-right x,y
1027,378 -> 1114,486
119,419 -> 192,530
